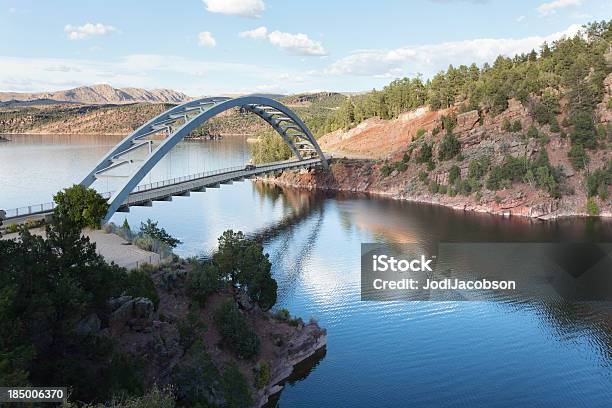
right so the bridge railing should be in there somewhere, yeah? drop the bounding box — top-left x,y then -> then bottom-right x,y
2,158 -> 326,220
2,192 -> 113,220
133,165 -> 245,193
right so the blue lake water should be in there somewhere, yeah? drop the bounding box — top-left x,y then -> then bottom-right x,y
1,134 -> 611,407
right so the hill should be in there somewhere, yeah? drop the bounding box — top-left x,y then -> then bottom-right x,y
0,84 -> 192,105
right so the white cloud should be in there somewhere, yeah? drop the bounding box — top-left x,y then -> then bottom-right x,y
202,0 -> 265,18
239,26 -> 268,40
516,15 -> 526,22
0,54 -> 308,96
64,23 -> 117,40
268,31 -> 327,56
537,0 -> 582,16
198,31 -> 216,47
239,27 -> 327,56
326,24 -> 582,77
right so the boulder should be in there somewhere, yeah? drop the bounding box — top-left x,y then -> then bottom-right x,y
456,110 -> 480,132
109,296 -> 154,335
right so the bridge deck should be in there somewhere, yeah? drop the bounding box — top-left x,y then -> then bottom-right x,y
2,157 -> 328,224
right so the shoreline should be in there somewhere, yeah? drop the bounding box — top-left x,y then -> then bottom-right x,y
257,170 -> 611,221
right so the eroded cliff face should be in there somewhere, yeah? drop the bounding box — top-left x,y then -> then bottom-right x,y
295,75 -> 612,219
259,158 -> 610,219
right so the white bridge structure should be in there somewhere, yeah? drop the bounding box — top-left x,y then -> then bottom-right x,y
2,96 -> 330,224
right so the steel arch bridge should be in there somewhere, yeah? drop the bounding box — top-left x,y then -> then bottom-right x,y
79,96 -> 328,222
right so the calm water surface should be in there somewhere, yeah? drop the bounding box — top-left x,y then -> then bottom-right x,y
1,135 -> 611,407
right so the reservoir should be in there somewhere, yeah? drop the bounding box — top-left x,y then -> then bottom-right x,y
1,134 -> 611,407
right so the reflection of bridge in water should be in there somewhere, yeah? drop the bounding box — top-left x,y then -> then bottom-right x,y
2,96 -> 330,225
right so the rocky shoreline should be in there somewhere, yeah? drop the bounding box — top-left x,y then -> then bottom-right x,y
99,254 -> 326,408
257,161 -> 611,220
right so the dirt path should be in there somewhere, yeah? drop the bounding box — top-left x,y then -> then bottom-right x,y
2,228 -> 160,269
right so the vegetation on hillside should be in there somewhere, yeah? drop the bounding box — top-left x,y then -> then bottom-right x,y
328,21 -> 610,135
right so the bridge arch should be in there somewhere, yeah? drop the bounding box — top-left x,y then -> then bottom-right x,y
79,96 -> 328,222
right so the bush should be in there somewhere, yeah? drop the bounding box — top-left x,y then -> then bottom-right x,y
221,363 -> 252,408
139,219 -> 182,248
415,128 -> 426,139
510,121 -> 522,132
468,156 -> 490,180
438,133 -> 461,160
255,361 -> 270,389
568,144 -> 589,170
418,171 -> 429,183
526,125 -> 539,139
570,111 -> 597,149
380,161 -> 393,177
501,118 -> 511,132
125,267 -> 160,309
214,300 -> 260,359
416,143 -> 433,163
448,165 -> 461,184
585,169 -> 610,198
427,160 -> 436,171
428,180 -> 440,194
586,198 -> 600,216
550,118 -> 560,133
121,386 -> 176,408
438,185 -> 447,194
187,263 -> 222,305
486,166 -> 504,190
394,161 -> 407,172
172,340 -> 220,406
53,185 -> 109,229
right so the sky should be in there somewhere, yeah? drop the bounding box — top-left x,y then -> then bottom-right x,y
0,0 -> 610,96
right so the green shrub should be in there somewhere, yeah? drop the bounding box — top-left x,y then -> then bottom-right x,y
139,219 -> 182,248
501,118 -> 511,132
550,118 -> 560,133
438,185 -> 448,194
568,144 -> 589,170
427,160 -> 436,171
416,143 -> 433,164
415,128 -> 426,139
570,111 -> 597,149
125,267 -> 160,309
585,169 -> 610,198
459,179 -> 473,195
394,161 -> 407,172
274,308 -> 291,322
438,133 -> 461,160
214,300 -> 260,359
428,180 -> 440,194
448,165 -> 461,184
172,340 -> 220,406
418,171 -> 429,183
586,198 -> 600,216
187,263 -> 222,305
468,156 -> 490,180
561,117 -> 571,128
526,125 -> 539,139
486,166 -> 504,190
380,161 -> 393,177
221,363 -> 252,408
255,361 -> 270,389
53,184 -> 109,229
510,120 -> 522,132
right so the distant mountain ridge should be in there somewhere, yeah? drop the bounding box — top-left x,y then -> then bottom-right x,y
0,84 -> 192,105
